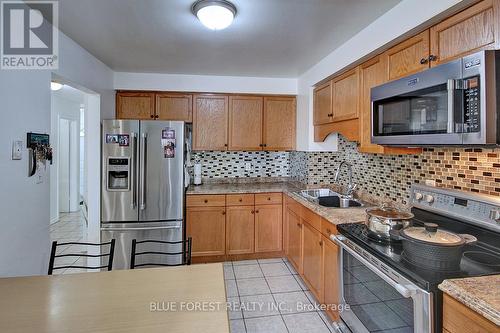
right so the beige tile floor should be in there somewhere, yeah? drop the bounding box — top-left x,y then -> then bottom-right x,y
49,211 -> 90,274
225,258 -> 337,333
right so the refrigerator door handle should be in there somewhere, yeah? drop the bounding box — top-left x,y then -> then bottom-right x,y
140,133 -> 147,210
130,132 -> 137,209
101,226 -> 181,231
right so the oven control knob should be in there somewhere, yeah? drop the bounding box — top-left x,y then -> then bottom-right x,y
414,192 -> 423,201
424,195 -> 434,204
489,209 -> 500,223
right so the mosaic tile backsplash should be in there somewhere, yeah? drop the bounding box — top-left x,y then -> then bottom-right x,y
190,151 -> 290,178
290,135 -> 500,205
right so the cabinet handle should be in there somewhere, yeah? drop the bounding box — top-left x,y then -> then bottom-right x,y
267,197 -> 271,201
319,240 -> 323,246
326,228 -> 331,234
239,198 -> 243,202
263,144 -> 267,148
204,199 -> 208,203
419,58 -> 428,65
222,211 -> 226,215
251,210 -> 255,214
255,210 -> 259,214
428,54 -> 438,62
297,223 -> 301,228
150,115 -> 154,118
327,113 -> 333,117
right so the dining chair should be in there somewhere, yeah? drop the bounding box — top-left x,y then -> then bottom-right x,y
130,237 -> 192,269
48,240 -> 116,275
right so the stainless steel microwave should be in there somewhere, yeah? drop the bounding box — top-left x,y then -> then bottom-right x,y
371,50 -> 499,146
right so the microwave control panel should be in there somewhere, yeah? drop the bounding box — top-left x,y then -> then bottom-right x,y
463,76 -> 480,132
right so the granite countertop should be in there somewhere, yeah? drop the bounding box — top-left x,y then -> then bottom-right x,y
187,180 -> 371,226
439,275 -> 500,326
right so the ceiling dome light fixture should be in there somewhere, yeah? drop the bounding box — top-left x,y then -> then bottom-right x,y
50,81 -> 63,91
192,0 -> 237,31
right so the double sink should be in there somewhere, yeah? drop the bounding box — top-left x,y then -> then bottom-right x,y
298,189 -> 364,208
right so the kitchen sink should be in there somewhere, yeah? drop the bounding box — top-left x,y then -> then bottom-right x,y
300,189 -> 339,200
299,189 -> 364,208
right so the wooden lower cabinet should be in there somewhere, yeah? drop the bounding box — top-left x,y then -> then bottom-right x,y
302,221 -> 324,302
286,208 -> 303,273
322,235 -> 340,321
186,206 -> 226,257
255,204 -> 282,252
226,206 -> 255,255
443,293 -> 499,333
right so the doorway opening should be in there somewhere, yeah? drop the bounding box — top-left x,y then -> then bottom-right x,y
49,77 -> 101,273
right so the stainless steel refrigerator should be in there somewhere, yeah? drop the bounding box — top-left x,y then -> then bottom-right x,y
101,120 -> 185,269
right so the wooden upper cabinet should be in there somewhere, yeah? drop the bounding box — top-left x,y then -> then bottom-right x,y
226,206 -> 255,255
313,81 -> 333,125
430,0 -> 499,66
332,68 -> 360,122
116,92 -> 155,119
228,96 -> 263,151
155,93 -> 192,122
263,97 -> 296,151
385,30 -> 430,81
255,204 -> 282,253
193,94 -> 228,151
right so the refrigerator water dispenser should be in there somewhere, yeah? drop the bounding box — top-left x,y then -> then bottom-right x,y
107,157 -> 130,191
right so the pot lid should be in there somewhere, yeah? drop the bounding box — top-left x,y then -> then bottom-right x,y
366,206 -> 414,220
401,223 -> 463,245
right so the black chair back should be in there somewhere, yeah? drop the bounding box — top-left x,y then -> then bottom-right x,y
48,240 -> 116,275
130,237 -> 192,269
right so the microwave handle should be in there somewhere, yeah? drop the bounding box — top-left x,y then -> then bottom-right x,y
447,79 -> 456,133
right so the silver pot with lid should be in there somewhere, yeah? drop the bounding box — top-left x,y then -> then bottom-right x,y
365,205 -> 414,241
390,222 -> 477,271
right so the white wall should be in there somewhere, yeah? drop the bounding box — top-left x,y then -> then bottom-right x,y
114,72 -> 297,96
0,30 -> 113,277
296,0 -> 474,151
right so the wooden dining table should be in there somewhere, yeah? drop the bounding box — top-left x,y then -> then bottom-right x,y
0,263 -> 229,333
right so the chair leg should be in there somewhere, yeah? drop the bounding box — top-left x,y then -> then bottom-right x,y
130,239 -> 137,269
108,239 -> 116,271
48,241 -> 57,275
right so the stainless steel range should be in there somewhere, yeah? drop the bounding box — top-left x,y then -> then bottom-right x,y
333,184 -> 500,333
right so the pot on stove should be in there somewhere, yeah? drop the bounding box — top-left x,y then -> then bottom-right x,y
365,205 -> 414,241
390,223 -> 478,271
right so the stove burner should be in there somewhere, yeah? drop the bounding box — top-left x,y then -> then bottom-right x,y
463,251 -> 500,267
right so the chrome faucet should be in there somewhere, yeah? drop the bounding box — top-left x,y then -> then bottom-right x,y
334,161 -> 357,198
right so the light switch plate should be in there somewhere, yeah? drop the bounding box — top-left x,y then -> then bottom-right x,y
12,140 -> 23,160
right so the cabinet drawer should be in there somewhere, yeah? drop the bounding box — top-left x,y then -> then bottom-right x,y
321,218 -> 338,238
186,195 -> 226,207
255,193 -> 282,205
301,207 -> 321,231
226,194 -> 255,206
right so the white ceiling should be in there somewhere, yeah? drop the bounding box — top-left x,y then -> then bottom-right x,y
55,0 -> 402,77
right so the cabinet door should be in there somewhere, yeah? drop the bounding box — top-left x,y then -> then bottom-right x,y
186,207 -> 226,257
302,222 -> 323,301
430,0 -> 498,66
255,204 -> 282,253
116,92 -> 155,119
263,97 -> 296,151
384,30 -> 430,81
156,93 -> 193,122
286,209 -> 302,273
228,96 -> 263,151
332,68 -> 359,122
226,206 -> 255,255
193,94 -> 228,151
313,81 -> 333,125
322,236 -> 340,321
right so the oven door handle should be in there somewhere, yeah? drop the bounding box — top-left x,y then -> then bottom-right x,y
331,234 -> 418,298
